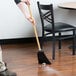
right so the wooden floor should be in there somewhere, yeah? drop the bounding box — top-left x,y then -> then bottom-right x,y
1,40 -> 76,76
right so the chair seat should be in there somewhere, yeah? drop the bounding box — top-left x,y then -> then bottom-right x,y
44,22 -> 76,32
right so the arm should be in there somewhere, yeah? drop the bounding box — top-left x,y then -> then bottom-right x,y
14,0 -> 35,24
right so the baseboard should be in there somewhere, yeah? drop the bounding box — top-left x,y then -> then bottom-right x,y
0,37 -> 36,45
0,35 -> 73,45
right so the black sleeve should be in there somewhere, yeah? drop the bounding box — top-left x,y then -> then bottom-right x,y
14,0 -> 21,4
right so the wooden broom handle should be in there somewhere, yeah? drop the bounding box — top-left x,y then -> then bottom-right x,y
28,5 -> 41,50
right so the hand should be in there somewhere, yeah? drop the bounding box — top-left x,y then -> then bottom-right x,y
29,17 -> 36,25
27,15 -> 36,25
21,0 -> 30,5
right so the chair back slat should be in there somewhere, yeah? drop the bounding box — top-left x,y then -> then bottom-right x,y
37,1 -> 55,34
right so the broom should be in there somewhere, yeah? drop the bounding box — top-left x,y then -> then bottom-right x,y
28,5 -> 51,64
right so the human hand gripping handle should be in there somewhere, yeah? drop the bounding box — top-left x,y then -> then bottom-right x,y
27,5 -> 35,25
27,5 -> 41,51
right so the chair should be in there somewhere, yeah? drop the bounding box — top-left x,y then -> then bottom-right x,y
37,1 -> 76,60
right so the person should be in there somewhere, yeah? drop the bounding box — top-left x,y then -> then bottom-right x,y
0,49 -> 16,76
14,0 -> 35,25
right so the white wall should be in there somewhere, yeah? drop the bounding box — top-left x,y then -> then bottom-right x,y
0,0 -> 76,39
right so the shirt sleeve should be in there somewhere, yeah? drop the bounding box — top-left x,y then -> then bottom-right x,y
14,0 -> 21,4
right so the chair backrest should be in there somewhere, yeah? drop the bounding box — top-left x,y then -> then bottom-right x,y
37,1 -> 55,36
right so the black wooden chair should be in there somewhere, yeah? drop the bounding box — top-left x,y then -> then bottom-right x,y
37,1 -> 76,60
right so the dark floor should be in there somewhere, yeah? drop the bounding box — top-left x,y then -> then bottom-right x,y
1,40 -> 76,76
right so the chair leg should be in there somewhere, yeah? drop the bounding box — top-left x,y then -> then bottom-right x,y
72,29 -> 76,55
58,32 -> 61,49
52,34 -> 56,60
